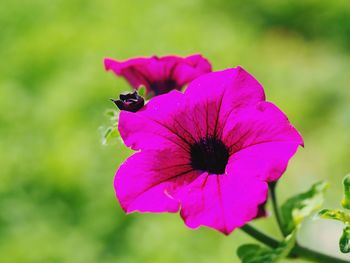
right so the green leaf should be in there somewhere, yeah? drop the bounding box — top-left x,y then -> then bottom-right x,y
340,225 -> 350,253
237,232 -> 296,263
318,209 -> 350,253
104,109 -> 117,117
237,244 -> 271,263
318,209 -> 350,224
318,175 -> 350,254
102,125 -> 120,145
104,109 -> 119,122
137,86 -> 146,97
281,181 -> 328,234
342,174 -> 350,210
101,109 -> 120,145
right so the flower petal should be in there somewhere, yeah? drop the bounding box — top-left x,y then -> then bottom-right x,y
228,141 -> 301,182
223,101 -> 303,153
173,172 -> 268,235
118,90 -> 192,151
184,67 -> 265,118
104,54 -> 212,94
104,57 -> 151,89
172,54 -> 212,86
119,88 -> 231,150
115,148 -> 197,213
184,54 -> 212,73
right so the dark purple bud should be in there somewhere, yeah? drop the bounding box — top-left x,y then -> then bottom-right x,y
111,91 -> 144,112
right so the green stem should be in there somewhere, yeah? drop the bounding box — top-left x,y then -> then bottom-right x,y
241,182 -> 349,262
240,224 -> 279,248
241,224 -> 349,263
293,244 -> 349,263
269,182 -> 288,237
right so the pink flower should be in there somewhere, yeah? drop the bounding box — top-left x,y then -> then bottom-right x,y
104,54 -> 212,96
115,67 -> 303,235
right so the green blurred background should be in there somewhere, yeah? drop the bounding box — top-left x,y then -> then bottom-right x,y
1,0 -> 350,262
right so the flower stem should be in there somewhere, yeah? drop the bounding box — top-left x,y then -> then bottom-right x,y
269,182 -> 288,237
293,244 -> 349,263
241,224 -> 349,263
242,223 -> 349,262
240,224 -> 280,248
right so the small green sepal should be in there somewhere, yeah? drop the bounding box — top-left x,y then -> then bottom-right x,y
342,174 -> 350,210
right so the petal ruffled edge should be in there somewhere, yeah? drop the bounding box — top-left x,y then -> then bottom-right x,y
223,101 -> 304,155
171,172 -> 268,235
183,54 -> 212,73
184,67 -> 266,115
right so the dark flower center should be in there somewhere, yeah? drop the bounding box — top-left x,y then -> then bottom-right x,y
190,137 -> 229,174
151,79 -> 178,95
112,91 -> 144,112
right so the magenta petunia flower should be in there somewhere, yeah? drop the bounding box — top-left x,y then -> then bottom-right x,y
115,67 -> 303,235
104,54 -> 212,96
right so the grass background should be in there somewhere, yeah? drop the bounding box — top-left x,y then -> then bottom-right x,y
1,0 -> 350,262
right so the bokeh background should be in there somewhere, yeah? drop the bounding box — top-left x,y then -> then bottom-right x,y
1,0 -> 350,262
